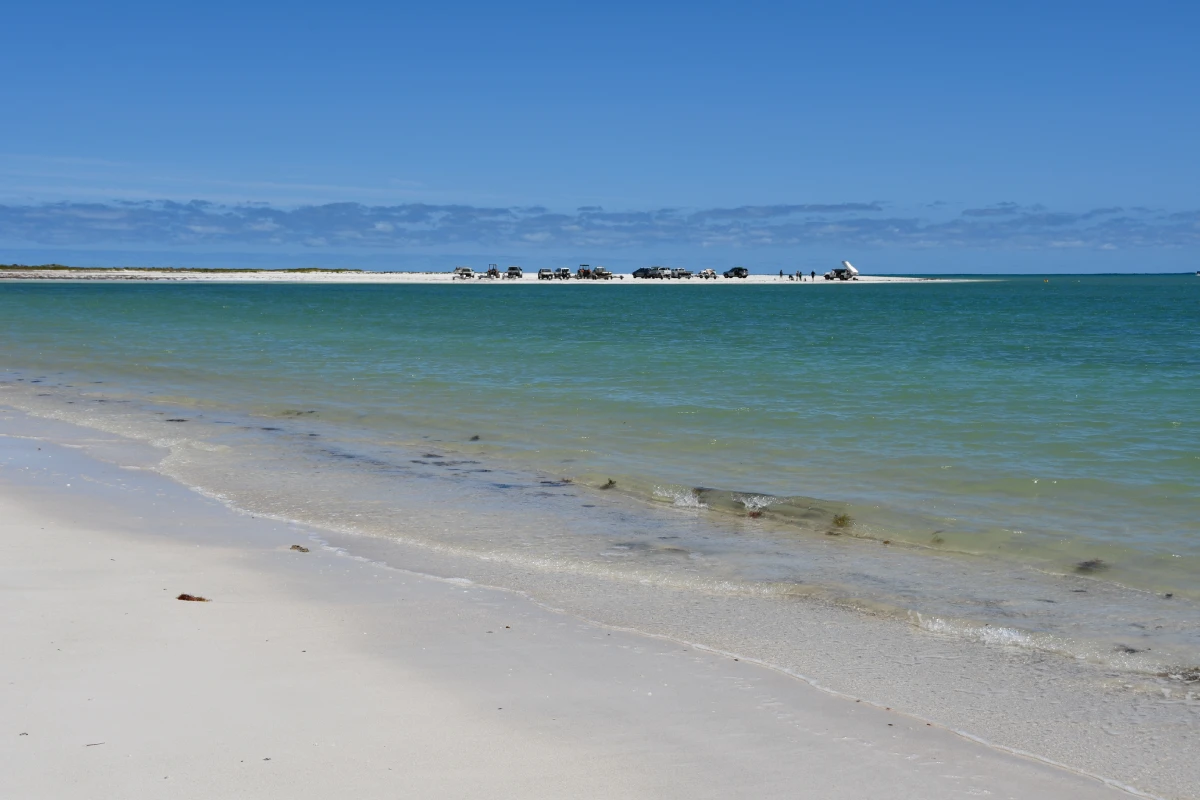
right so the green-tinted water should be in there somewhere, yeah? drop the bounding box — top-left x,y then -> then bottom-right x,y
2,277 -> 1196,588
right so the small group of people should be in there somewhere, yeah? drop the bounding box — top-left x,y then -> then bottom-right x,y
779,270 -> 818,281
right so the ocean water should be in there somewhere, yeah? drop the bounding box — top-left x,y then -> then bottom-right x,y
1,276 -> 1197,674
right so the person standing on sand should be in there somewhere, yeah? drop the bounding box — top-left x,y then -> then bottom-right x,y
811,270 -> 816,281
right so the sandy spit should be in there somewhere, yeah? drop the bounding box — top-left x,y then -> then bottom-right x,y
0,268 -> 939,284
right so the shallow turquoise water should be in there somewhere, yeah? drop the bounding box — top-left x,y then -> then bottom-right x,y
1,276 -> 1197,600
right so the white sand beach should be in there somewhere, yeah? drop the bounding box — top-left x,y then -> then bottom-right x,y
0,425 -> 1144,799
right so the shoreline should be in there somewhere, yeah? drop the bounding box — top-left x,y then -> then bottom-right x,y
0,422 -> 1149,799
1,405 -> 1196,799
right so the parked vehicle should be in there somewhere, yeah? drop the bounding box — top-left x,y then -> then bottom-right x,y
632,266 -> 673,279
537,269 -> 554,280
555,267 -> 572,280
482,264 -> 501,279
723,266 -> 749,279
506,266 -> 523,279
671,268 -> 693,279
698,269 -> 717,280
453,266 -> 475,280
576,265 -> 594,280
593,266 -> 613,280
824,261 -> 860,281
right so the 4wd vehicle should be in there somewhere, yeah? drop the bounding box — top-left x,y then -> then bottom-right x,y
576,265 -> 594,279
537,269 -> 554,281
505,266 -> 523,279
632,267 -> 655,279
453,266 -> 475,280
723,267 -> 749,279
698,269 -> 717,280
555,267 -> 572,280
824,261 -> 860,281
671,268 -> 693,279
593,266 -> 614,280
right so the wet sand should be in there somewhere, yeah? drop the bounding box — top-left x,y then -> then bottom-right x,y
0,433 -> 1139,799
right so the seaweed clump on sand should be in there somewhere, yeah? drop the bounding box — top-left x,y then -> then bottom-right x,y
290,545 -> 310,553
826,513 -> 853,534
1158,667 -> 1200,684
176,593 -> 210,602
600,479 -> 617,490
1074,558 -> 1109,574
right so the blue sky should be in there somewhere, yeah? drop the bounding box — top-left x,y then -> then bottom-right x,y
2,1 -> 1197,272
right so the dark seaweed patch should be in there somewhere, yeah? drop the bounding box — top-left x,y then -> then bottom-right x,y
176,593 -> 209,602
165,418 -> 188,423
1074,559 -> 1108,574
600,479 -> 616,490
469,435 -> 480,441
422,453 -> 443,459
260,427 -> 282,431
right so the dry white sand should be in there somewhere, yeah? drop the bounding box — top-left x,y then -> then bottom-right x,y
0,435 -> 1139,799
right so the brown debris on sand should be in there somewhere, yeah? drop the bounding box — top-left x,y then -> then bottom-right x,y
176,593 -> 210,602
1074,558 -> 1108,574
600,479 -> 616,490
290,545 -> 310,553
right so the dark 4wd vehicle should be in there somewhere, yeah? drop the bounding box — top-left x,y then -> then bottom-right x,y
633,267 -> 667,279
723,267 -> 749,279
